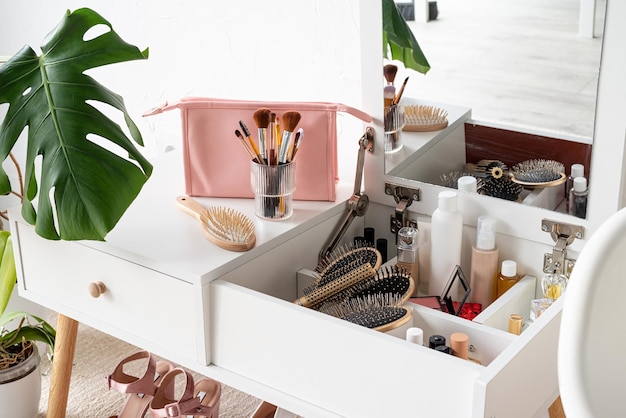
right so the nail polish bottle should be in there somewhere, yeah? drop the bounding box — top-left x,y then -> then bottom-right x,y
364,227 -> 375,247
468,216 -> 499,309
496,260 -> 521,298
430,191 -> 463,298
397,227 -> 420,296
376,238 -> 388,263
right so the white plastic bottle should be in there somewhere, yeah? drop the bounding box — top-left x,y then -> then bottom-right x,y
429,190 -> 463,298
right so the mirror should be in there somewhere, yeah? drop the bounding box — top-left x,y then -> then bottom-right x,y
383,0 -> 606,218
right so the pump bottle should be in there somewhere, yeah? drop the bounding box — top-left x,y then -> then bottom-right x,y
468,216 -> 499,309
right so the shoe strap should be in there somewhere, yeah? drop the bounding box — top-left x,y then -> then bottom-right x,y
106,351 -> 157,396
151,369 -> 215,418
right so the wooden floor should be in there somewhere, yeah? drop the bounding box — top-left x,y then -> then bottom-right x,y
398,0 -> 606,141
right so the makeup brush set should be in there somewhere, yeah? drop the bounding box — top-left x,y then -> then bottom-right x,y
295,243 -> 416,334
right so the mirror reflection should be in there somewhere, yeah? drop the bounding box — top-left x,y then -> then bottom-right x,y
384,0 -> 606,218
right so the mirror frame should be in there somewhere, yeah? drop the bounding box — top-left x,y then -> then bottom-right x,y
361,0 -> 626,254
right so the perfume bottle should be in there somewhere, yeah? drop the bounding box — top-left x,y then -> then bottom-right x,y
469,216 -> 499,308
496,260 -> 521,298
397,227 -> 420,296
541,273 -> 568,300
430,191 -> 463,298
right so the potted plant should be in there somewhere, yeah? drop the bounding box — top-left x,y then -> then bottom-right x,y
0,229 -> 56,417
0,7 -> 151,416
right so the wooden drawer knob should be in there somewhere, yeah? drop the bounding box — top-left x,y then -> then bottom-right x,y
88,281 -> 107,298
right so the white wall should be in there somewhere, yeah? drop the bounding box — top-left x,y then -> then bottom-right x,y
0,1 -> 369,201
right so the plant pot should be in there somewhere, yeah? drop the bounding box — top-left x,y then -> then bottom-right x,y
0,343 -> 41,418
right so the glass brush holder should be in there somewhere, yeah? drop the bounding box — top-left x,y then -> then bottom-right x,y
250,160 -> 296,220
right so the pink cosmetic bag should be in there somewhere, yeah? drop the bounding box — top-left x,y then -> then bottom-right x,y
144,97 -> 371,201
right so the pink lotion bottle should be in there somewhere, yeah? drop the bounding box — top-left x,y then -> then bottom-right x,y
468,215 -> 499,309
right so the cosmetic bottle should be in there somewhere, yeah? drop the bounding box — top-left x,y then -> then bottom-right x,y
450,332 -> 469,360
508,314 -> 523,335
376,238 -> 388,263
364,227 -> 375,247
406,327 -> 424,346
397,227 -> 420,296
430,191 -> 463,298
468,216 -> 499,308
565,163 -> 584,212
428,334 -> 446,349
541,273 -> 568,300
496,260 -> 520,298
457,176 -> 477,193
568,176 -> 588,219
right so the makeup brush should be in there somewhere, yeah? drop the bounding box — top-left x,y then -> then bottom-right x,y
268,112 -> 277,165
239,121 -> 263,163
234,130 -> 261,164
288,128 -> 304,162
392,76 -> 409,106
253,108 -> 271,163
279,111 -> 301,163
383,64 -> 398,109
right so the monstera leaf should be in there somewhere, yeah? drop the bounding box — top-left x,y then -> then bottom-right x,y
0,8 -> 152,241
382,0 -> 430,74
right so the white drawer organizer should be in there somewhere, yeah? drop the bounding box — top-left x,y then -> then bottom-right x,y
10,146 -> 562,417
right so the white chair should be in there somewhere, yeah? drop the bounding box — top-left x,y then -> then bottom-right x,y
558,206 -> 626,417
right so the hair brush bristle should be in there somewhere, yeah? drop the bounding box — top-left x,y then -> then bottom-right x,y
323,293 -> 412,332
481,176 -> 523,201
312,244 -> 382,289
440,171 -> 484,191
253,108 -> 271,129
470,159 -> 508,179
200,207 -> 256,251
511,159 -> 565,184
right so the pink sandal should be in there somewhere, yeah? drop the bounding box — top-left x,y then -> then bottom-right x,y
150,368 -> 221,418
106,351 -> 174,418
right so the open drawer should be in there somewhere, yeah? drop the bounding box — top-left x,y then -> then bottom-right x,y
210,230 -> 563,417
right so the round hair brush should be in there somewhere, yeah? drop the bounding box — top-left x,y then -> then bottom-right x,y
481,176 -> 523,201
294,263 -> 377,308
312,244 -> 382,289
468,159 -> 508,179
510,159 -> 566,187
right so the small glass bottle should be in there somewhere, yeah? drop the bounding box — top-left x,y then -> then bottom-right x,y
565,163 -> 584,212
496,260 -> 521,298
568,176 -> 588,219
397,227 -> 420,296
541,273 -> 568,300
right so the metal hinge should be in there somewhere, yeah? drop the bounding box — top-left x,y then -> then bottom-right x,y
385,183 -> 420,234
541,219 -> 584,277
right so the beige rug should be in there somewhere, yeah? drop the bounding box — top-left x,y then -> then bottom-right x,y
38,322 -> 261,417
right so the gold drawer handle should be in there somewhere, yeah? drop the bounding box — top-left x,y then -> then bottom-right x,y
88,281 -> 107,298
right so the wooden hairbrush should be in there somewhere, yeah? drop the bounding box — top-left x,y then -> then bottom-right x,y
294,263 -> 377,308
312,244 -> 382,289
403,104 -> 448,132
176,195 -> 256,251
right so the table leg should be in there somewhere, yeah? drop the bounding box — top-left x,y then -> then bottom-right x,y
47,313 -> 79,418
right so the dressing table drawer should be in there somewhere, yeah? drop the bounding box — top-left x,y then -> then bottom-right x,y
209,233 -> 562,418
13,223 -> 198,359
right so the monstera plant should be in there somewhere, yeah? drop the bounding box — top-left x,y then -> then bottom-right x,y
382,0 -> 430,74
0,8 -> 152,241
